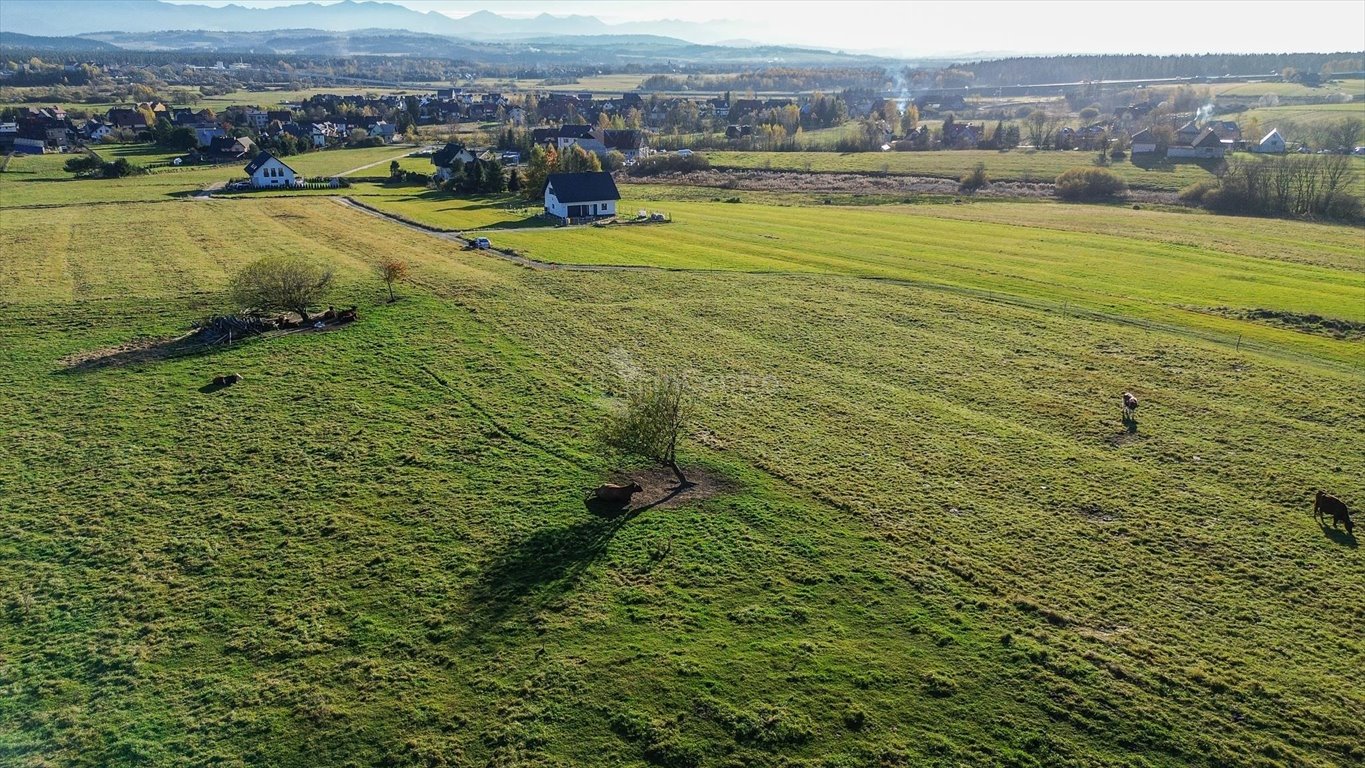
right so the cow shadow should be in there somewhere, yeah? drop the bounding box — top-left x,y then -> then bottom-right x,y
1320,524 -> 1358,548
461,510 -> 639,640
1121,413 -> 1139,434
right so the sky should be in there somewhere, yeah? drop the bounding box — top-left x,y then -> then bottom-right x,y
159,0 -> 1365,56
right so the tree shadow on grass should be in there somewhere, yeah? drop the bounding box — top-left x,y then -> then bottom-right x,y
461,508 -> 640,641
56,333 -> 234,374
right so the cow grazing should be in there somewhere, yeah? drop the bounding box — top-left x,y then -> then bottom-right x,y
1122,392 -> 1139,419
1315,490 -> 1354,535
212,373 -> 243,386
587,482 -> 643,505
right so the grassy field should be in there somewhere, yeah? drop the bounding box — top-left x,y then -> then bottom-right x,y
492,196 -> 1365,367
705,149 -> 1225,192
1238,100 -> 1365,129
2,151 -> 1364,767
0,145 -> 420,208
1211,78 -> 1365,99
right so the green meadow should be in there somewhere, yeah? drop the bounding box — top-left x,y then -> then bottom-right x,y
1,144 -> 1363,767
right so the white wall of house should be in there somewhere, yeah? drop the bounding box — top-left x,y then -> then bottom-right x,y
1251,131 -> 1286,154
1167,145 -> 1225,159
250,157 -> 297,188
544,184 -> 616,221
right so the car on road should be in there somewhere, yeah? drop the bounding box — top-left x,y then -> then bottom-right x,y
471,237 -> 491,249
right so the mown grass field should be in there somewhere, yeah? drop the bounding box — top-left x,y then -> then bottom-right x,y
1211,78 -> 1365,99
705,149 -> 1225,192
1,153 -> 1363,767
492,196 -> 1365,367
1238,100 -> 1365,129
0,145 -> 419,208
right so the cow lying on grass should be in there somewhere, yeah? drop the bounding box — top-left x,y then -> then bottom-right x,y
1315,491 -> 1354,535
586,482 -> 643,506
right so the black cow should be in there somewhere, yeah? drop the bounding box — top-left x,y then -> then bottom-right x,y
1315,490 -> 1353,535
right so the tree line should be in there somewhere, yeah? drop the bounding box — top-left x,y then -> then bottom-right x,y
953,53 -> 1365,87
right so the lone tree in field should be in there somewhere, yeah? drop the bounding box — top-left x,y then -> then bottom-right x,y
376,257 -> 409,302
601,374 -> 692,484
229,255 -> 334,321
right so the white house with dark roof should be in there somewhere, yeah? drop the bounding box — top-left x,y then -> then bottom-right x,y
543,171 -> 620,223
244,151 -> 298,188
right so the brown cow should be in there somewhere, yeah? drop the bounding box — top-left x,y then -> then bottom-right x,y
1315,490 -> 1354,535
587,482 -> 643,505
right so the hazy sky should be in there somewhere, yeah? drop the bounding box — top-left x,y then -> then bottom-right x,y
160,0 -> 1365,56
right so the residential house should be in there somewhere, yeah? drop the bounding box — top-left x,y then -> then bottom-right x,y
599,128 -> 646,162
431,141 -> 479,182
83,119 -> 112,142
1207,120 -> 1241,144
194,124 -> 227,147
244,151 -> 298,189
208,135 -> 256,159
543,171 -> 620,223
1250,128 -> 1287,154
1129,128 -> 1158,154
107,107 -> 149,130
553,124 -> 596,151
367,120 -> 396,141
1167,127 -> 1225,159
1175,120 -> 1202,147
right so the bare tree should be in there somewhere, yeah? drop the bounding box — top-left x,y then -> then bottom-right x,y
375,258 -> 409,302
1024,110 -> 1061,150
229,256 -> 334,321
600,374 -> 692,484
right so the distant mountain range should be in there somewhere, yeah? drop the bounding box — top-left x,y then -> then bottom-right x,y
0,31 -> 120,52
0,0 -> 752,45
7,28 -> 886,67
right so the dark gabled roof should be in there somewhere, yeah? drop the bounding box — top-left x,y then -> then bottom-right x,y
1130,128 -> 1155,142
243,151 -> 295,175
557,124 -> 594,139
1191,128 -> 1222,148
546,171 -> 620,203
601,129 -> 642,150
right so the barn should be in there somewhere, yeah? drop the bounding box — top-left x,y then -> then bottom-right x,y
543,171 -> 620,223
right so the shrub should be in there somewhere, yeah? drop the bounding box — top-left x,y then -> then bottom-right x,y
958,162 -> 989,193
1178,179 -> 1219,204
1054,167 -> 1127,201
626,153 -> 710,177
